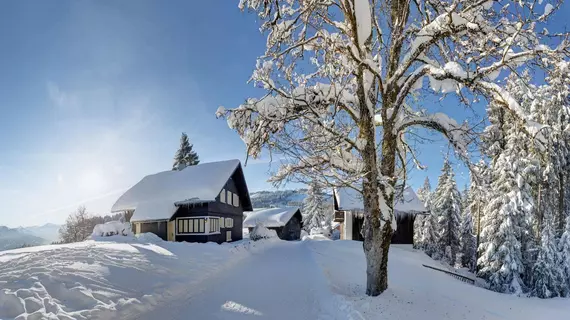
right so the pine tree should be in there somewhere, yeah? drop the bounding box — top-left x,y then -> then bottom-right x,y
302,183 -> 327,232
459,204 -> 476,271
531,213 -> 564,298
414,177 -> 432,249
477,122 -> 535,294
173,133 -> 200,170
432,160 -> 461,265
559,215 -> 570,297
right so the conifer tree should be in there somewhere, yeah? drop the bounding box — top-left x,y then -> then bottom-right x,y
302,183 -> 327,231
173,132 -> 200,170
414,177 -> 432,249
432,160 -> 461,264
531,213 -> 564,298
559,215 -> 570,297
459,203 -> 476,271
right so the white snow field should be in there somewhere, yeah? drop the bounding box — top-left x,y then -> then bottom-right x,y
1,237 -> 569,320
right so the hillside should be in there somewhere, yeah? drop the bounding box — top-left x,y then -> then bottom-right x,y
0,224 -> 61,251
250,189 -> 308,208
0,226 -> 47,251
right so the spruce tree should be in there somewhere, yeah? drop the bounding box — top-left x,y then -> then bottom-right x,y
559,215 -> 570,297
432,160 -> 461,265
302,183 -> 327,232
414,178 -> 432,249
459,204 -> 476,271
531,214 -> 564,298
477,123 -> 534,294
172,132 -> 200,170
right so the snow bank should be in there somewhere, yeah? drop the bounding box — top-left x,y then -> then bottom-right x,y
0,236 -> 271,320
302,234 -> 331,241
243,207 -> 299,228
249,223 -> 278,241
92,220 -> 133,237
307,241 -> 570,319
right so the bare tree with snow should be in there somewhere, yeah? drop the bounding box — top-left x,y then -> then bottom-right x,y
218,0 -> 570,296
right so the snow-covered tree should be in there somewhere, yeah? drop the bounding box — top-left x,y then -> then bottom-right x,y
559,215 -> 570,296
432,160 -> 462,264
414,177 -> 432,248
219,0 -> 569,296
173,132 -> 199,170
477,119 -> 537,294
531,214 -> 564,298
459,203 -> 476,271
302,183 -> 328,231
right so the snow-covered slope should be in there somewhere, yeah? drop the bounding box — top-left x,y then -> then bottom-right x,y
307,241 -> 570,319
0,235 -> 271,320
1,237 -> 568,319
250,189 -> 308,208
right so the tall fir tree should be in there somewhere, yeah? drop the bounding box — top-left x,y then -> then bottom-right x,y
459,202 -> 476,271
172,132 -> 200,170
477,121 -> 536,294
432,159 -> 462,265
302,183 -> 327,231
414,177 -> 432,249
531,213 -> 564,298
559,215 -> 570,297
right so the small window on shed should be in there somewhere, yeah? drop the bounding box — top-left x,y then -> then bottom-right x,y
220,189 -> 226,203
227,190 -> 232,205
233,193 -> 239,207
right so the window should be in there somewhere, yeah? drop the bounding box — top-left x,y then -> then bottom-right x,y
176,217 -> 220,235
219,189 -> 226,203
220,217 -> 225,228
226,190 -> 232,205
225,218 -> 234,228
233,193 -> 239,207
209,218 -> 220,233
226,231 -> 232,242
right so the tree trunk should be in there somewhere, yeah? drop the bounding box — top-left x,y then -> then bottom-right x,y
558,171 -> 565,236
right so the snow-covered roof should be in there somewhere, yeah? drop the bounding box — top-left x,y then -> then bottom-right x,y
334,186 -> 427,216
243,207 -> 301,228
112,159 -> 252,222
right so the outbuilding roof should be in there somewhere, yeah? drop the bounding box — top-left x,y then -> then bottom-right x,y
333,186 -> 427,217
243,207 -> 301,228
112,159 -> 252,222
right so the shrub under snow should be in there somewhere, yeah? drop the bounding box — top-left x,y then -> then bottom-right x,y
92,221 -> 133,237
249,223 -> 278,241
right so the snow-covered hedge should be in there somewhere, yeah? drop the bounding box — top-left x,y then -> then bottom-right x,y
249,223 -> 278,241
92,221 -> 133,237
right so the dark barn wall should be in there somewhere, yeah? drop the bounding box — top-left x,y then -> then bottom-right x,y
392,215 -> 415,244
140,221 -> 168,240
277,212 -> 302,240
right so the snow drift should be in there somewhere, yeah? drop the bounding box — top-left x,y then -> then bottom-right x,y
92,220 -> 133,237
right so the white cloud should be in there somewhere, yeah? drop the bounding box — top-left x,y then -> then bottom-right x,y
47,82 -> 80,110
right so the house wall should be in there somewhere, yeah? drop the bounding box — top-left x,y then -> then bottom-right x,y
392,215 -> 415,244
139,220 -> 168,240
276,213 -> 301,240
172,177 -> 244,244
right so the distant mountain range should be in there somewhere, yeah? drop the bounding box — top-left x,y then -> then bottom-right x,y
250,189 -> 308,209
0,223 -> 61,251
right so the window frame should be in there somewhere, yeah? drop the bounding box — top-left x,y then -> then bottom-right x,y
233,193 -> 239,207
226,230 -> 232,242
219,189 -> 226,203
175,217 -> 221,236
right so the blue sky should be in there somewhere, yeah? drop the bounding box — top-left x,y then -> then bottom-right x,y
0,1 -> 566,227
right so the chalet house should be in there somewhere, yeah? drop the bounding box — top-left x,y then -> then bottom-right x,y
243,207 -> 302,241
333,186 -> 427,244
111,159 -> 253,244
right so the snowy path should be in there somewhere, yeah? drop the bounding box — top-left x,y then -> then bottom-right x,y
135,241 -> 347,320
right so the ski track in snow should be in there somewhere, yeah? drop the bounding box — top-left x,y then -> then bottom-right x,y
133,241 -> 349,320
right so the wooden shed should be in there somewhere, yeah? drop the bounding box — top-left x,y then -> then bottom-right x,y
243,207 -> 302,241
111,159 -> 253,244
332,186 -> 428,244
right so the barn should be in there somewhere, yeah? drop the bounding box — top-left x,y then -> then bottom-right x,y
243,207 -> 302,241
332,186 -> 427,244
111,159 -> 253,244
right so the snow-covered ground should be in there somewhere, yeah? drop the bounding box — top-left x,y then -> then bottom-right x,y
1,237 -> 569,320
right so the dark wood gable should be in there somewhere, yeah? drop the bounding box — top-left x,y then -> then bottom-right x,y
217,163 -> 253,211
